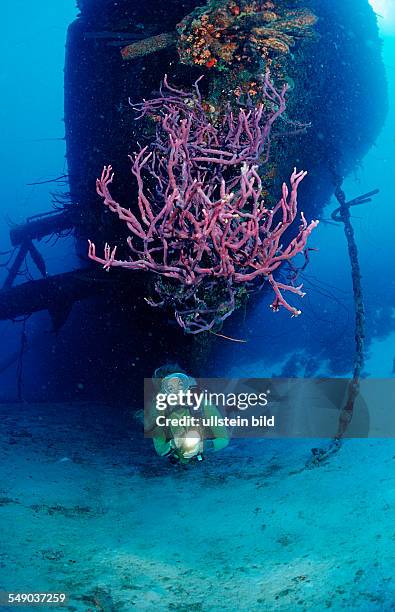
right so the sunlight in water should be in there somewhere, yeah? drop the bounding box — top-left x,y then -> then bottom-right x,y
369,0 -> 395,32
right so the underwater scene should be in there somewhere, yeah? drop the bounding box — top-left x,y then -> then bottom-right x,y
1,0 -> 395,609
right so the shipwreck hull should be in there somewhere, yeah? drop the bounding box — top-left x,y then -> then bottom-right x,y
0,0 -> 387,402
66,0 -> 387,239
61,0 -> 387,396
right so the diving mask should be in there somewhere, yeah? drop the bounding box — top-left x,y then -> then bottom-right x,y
161,372 -> 196,394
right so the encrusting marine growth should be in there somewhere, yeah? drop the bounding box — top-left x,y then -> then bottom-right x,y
88,73 -> 319,334
120,0 -> 317,108
177,0 -> 317,71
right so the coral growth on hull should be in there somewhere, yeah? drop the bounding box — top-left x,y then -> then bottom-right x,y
89,75 -> 318,333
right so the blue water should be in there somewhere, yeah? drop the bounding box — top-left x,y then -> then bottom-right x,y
0,1 -> 394,610
0,1 -> 78,400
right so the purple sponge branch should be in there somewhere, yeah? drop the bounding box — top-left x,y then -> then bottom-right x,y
89,75 -> 318,333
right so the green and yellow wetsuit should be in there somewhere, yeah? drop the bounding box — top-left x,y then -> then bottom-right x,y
147,403 -> 229,462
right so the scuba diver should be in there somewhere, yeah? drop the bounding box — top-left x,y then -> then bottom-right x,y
146,364 -> 229,464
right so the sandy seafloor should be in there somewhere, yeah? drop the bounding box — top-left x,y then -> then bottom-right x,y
1,401 -> 395,611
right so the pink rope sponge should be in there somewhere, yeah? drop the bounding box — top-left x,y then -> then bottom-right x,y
88,74 -> 319,334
